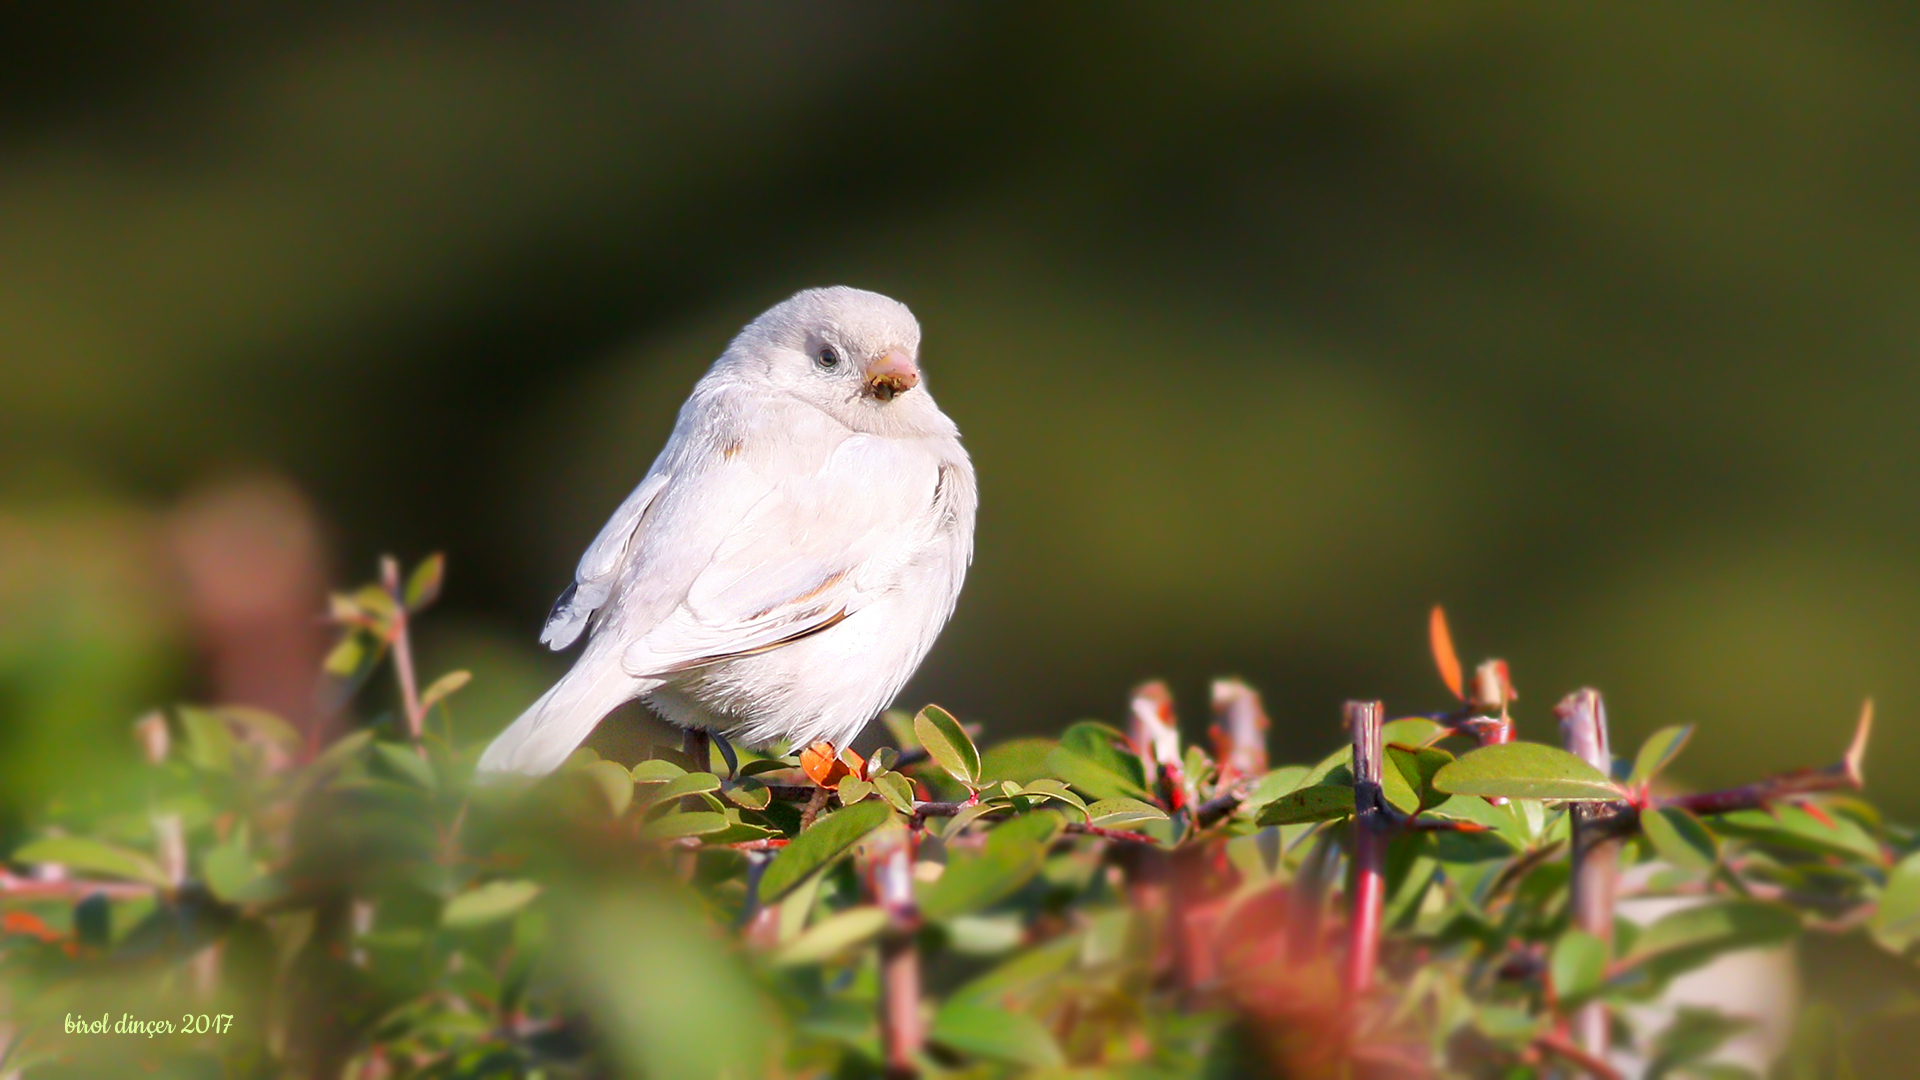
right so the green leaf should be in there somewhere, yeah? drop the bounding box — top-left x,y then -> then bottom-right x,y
978,738 -> 1058,784
324,632 -> 366,676
636,771 -> 721,811
1382,717 -> 1449,749
872,772 -> 916,815
1254,783 -> 1356,826
1017,778 -> 1087,816
1551,929 -> 1607,1003
772,906 -> 891,966
920,812 -> 1062,920
914,705 -> 980,787
372,741 -> 437,790
881,709 -> 920,749
1712,804 -> 1882,863
405,552 -> 446,611
580,759 -> 635,816
1630,725 -> 1695,788
930,1001 -> 1065,1067
419,670 -> 472,712
444,880 -> 542,927
837,776 -> 874,805
177,706 -> 236,772
1872,849 -> 1920,948
1642,806 -> 1717,873
1649,1007 -> 1755,1078
632,759 -> 687,782
12,837 -> 171,888
1046,723 -> 1151,801
721,778 -> 772,811
1624,901 -> 1800,980
639,811 -> 731,841
1388,745 -> 1455,814
1084,797 -> 1169,828
759,800 -> 896,902
202,837 -> 263,903
1432,742 -> 1621,801
1238,765 -> 1311,815
215,706 -> 302,752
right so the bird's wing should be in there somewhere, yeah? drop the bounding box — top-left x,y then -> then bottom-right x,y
540,471 -> 671,650
620,433 -> 941,677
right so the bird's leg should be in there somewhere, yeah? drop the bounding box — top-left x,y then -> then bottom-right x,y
682,727 -> 711,774
709,730 -> 739,780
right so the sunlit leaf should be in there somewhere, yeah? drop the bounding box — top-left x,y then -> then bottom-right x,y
1047,722 -> 1150,801
1432,742 -> 1620,801
1429,605 -> 1465,701
721,778 -> 772,811
636,772 -> 721,811
931,1001 -> 1066,1067
1255,783 -> 1356,826
1017,778 -> 1087,816
1870,849 -> 1920,948
872,772 -> 916,815
580,759 -> 635,817
914,705 -> 980,788
405,552 -> 446,611
11,837 -> 170,888
1085,797 -> 1169,828
444,880 -> 542,927
1382,717 -> 1449,749
771,906 -> 890,966
759,800 -> 895,902
177,706 -> 236,773
419,670 -> 472,712
632,759 -> 687,783
837,776 -> 874,805
1629,725 -> 1695,789
1388,745 -> 1454,814
323,632 -> 366,676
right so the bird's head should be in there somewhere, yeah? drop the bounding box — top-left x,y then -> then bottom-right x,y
727,286 -> 951,437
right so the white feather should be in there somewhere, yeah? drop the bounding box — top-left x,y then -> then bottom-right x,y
478,286 -> 976,775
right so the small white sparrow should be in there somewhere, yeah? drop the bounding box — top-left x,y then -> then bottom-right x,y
478,287 -> 976,775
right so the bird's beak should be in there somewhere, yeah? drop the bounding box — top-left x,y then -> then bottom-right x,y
864,349 -> 920,402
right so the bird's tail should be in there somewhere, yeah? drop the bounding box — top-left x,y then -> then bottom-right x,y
477,641 -> 652,776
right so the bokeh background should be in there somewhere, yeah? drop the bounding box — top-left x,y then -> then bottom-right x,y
6,4 -> 1918,838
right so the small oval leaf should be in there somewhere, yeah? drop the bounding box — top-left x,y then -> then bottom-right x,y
1432,742 -> 1621,801
1628,725 -> 1695,788
443,880 -> 541,927
914,705 -> 980,787
759,800 -> 896,902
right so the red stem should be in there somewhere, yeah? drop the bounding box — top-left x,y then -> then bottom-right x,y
870,830 -> 922,1079
1345,700 -> 1387,997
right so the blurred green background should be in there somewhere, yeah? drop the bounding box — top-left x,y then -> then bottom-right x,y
5,2 -> 1917,827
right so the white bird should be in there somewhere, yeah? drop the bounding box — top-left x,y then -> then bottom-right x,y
478,287 -> 976,776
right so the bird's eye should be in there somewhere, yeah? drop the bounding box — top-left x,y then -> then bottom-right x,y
815,346 -> 841,370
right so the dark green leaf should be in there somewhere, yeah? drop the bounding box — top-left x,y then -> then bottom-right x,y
759,800 -> 896,902
1255,783 -> 1356,826
12,837 -> 170,888
1642,806 -> 1717,873
914,705 -> 980,787
930,1001 -> 1065,1067
444,880 -> 541,927
639,811 -> 731,841
1432,742 -> 1621,801
721,778 -> 772,811
1630,725 -> 1695,788
1648,1007 -> 1754,1079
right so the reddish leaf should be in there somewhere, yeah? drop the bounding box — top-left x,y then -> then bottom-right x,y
1429,606 -> 1464,701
